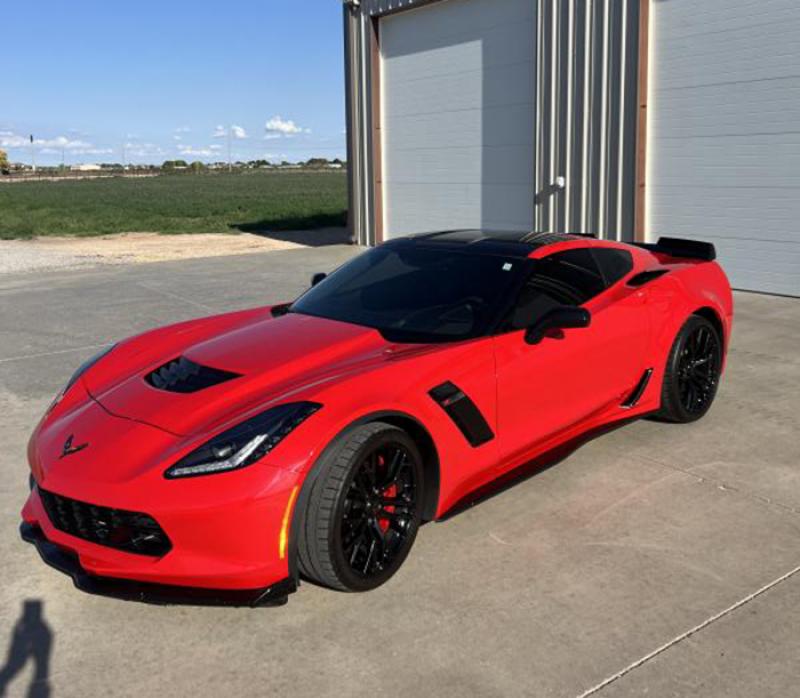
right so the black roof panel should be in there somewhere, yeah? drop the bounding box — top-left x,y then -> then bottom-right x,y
393,229 -> 593,256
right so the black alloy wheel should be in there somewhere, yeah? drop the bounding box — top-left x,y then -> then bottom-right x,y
297,422 -> 424,591
656,314 -> 723,423
339,442 -> 418,579
677,323 -> 720,415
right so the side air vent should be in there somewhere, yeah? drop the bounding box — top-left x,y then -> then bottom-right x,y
622,368 -> 654,408
429,382 -> 494,447
627,269 -> 669,288
145,356 -> 241,394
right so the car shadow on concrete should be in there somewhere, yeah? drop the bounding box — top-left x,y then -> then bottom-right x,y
230,219 -> 352,247
439,417 -> 640,521
0,599 -> 53,698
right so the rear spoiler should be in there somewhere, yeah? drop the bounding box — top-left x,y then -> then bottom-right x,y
632,236 -> 716,262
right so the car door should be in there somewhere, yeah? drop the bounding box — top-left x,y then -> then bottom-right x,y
492,247 -> 649,468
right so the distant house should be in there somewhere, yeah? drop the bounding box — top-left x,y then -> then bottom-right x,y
71,163 -> 102,172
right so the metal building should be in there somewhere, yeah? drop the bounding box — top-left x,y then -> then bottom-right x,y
344,0 -> 800,297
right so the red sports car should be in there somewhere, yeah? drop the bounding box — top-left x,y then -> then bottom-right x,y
21,231 -> 733,605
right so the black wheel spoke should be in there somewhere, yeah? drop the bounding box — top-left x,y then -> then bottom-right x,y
676,323 -> 721,414
338,440 -> 419,579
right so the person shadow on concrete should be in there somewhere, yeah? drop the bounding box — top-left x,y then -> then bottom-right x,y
0,600 -> 53,698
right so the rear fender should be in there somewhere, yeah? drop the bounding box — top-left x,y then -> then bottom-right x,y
641,261 -> 732,405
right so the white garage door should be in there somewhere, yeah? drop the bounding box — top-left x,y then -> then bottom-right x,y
380,0 -> 536,238
649,0 -> 800,296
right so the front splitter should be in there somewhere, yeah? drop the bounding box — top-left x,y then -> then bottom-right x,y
20,522 -> 296,608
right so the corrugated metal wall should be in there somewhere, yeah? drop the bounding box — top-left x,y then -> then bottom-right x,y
346,0 -> 642,245
344,6 -> 375,245
534,0 -> 640,240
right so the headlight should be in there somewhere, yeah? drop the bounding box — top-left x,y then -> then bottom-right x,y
50,344 -> 116,409
164,402 -> 321,479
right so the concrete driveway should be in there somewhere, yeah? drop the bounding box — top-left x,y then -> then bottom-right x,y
1,246 -> 798,697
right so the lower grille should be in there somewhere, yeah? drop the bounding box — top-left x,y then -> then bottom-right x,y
38,487 -> 171,557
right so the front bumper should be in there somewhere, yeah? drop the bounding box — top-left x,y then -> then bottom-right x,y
21,461 -> 302,602
20,522 -> 295,606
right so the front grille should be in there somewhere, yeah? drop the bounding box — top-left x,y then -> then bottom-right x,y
145,356 -> 241,394
38,487 -> 172,557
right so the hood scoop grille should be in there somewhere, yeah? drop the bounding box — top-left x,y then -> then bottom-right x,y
145,356 -> 241,394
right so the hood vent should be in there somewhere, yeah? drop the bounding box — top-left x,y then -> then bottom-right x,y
145,356 -> 241,394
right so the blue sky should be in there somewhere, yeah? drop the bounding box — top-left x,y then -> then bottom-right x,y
1,0 -> 346,166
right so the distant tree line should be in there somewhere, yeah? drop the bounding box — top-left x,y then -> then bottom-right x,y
0,151 -> 346,177
161,157 -> 345,172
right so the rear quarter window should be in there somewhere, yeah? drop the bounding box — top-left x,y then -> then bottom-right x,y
591,248 -> 634,288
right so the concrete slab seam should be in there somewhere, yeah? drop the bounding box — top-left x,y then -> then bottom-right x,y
574,562 -> 800,697
0,343 -> 114,365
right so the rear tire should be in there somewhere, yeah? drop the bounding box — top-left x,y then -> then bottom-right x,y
297,422 -> 424,592
655,314 -> 723,423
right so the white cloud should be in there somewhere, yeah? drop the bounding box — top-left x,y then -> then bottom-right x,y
0,132 -> 31,148
178,145 -> 218,157
213,125 -> 248,139
265,115 -> 310,136
41,146 -> 113,156
125,142 -> 166,158
0,131 -> 98,151
175,126 -> 191,133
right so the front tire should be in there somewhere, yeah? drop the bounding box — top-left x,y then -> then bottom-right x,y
656,314 -> 723,423
297,422 -> 424,592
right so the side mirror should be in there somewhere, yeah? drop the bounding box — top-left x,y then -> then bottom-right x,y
525,306 -> 591,345
311,272 -> 327,287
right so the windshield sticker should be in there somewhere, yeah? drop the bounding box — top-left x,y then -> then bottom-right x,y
502,262 -> 513,271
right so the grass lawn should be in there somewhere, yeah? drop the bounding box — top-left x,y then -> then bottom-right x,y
0,170 -> 348,239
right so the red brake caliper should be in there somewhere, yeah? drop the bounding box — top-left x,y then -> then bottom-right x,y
380,483 -> 397,532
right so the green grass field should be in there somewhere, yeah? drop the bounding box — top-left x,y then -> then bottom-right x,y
0,171 -> 348,239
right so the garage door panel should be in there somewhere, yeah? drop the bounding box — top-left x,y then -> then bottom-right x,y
381,0 -> 533,60
383,183 -> 483,235
478,183 -> 535,229
650,79 -> 800,138
653,0 -> 800,37
383,13 -> 535,80
384,70 -> 483,117
381,0 -> 535,238
649,187 -> 800,244
385,181 -> 535,235
384,103 -> 535,150
648,136 -> 800,188
654,14 -> 800,90
384,146 -> 482,185
385,59 -> 534,118
649,0 -> 800,295
384,142 -> 533,187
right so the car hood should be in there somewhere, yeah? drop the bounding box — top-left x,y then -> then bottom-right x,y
85,312 -> 392,436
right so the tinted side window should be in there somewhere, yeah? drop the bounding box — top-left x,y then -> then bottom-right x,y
502,249 -> 605,331
531,249 -> 605,305
592,248 -> 633,288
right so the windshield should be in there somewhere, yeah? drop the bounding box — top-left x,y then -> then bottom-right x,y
290,244 -> 526,343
